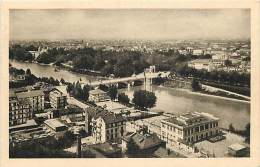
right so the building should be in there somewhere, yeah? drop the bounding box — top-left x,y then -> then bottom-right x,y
188,59 -> 214,72
44,119 -> 68,138
16,90 -> 44,114
91,110 -> 126,144
49,88 -> 67,109
89,89 -> 110,102
228,143 -> 249,157
121,131 -> 165,156
9,98 -> 32,126
192,49 -> 204,56
161,112 -> 219,145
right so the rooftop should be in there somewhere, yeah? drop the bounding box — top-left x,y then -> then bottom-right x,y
123,132 -> 164,150
228,143 -> 247,151
162,112 -> 219,127
44,119 -> 66,129
89,89 -> 106,95
189,59 -> 212,64
50,88 -> 65,96
16,90 -> 44,98
94,109 -> 125,124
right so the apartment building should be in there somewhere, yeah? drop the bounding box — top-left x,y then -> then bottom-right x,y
9,98 -> 32,126
49,88 -> 67,109
16,90 -> 44,114
91,110 -> 126,144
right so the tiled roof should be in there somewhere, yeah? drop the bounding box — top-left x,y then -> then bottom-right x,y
94,110 -> 125,124
129,132 -> 164,150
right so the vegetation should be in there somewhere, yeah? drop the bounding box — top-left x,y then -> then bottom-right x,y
191,79 -> 201,91
9,67 -> 61,88
171,65 -> 250,88
9,45 -> 34,61
132,90 -> 157,109
118,93 -> 130,104
66,82 -> 92,101
108,85 -> 118,101
228,123 -> 250,143
10,131 -> 77,158
10,44 -> 250,90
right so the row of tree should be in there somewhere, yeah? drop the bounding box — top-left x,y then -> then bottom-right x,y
172,65 -> 250,87
66,81 -> 92,101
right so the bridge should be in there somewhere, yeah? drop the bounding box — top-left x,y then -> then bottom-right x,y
80,71 -> 170,87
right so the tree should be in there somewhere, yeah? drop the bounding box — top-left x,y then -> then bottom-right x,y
82,85 -> 92,101
191,79 -> 201,91
244,123 -> 250,143
66,83 -> 74,96
74,81 -> 83,100
224,59 -> 232,67
25,68 -> 32,76
118,93 -> 130,104
229,123 -> 236,132
132,90 -> 157,109
60,78 -> 65,85
108,85 -> 118,101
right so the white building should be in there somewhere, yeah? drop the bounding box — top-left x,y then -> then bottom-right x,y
49,88 -> 67,109
161,112 -> 219,145
192,49 -> 204,56
91,110 -> 126,144
89,89 -> 110,102
188,59 -> 214,72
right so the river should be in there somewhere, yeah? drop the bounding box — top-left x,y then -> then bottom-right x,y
10,60 -> 250,130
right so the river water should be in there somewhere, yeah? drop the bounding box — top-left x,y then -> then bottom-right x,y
10,60 -> 250,130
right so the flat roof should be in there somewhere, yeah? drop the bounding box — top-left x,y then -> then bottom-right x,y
228,143 -> 247,151
162,112 -> 219,127
16,90 -> 44,98
44,119 -> 66,129
89,89 -> 106,95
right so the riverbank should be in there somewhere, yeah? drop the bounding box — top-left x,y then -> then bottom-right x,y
160,85 -> 250,104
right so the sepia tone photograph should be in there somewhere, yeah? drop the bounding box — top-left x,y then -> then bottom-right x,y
8,8 -> 251,158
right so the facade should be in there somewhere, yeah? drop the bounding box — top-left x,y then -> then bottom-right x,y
161,112 -> 219,145
89,89 -> 110,102
192,49 -> 204,55
9,98 -> 32,126
49,88 -> 67,109
16,90 -> 44,114
188,59 -> 214,72
91,110 -> 126,144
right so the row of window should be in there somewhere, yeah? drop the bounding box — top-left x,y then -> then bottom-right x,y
108,122 -> 125,128
106,127 -> 124,134
10,114 -> 32,120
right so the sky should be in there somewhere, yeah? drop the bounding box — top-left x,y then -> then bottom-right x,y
10,9 -> 250,40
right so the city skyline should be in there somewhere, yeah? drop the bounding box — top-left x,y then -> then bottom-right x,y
10,9 -> 250,40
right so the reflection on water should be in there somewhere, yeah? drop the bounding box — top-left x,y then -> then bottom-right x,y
11,60 -> 250,130
10,60 -> 100,83
120,86 -> 250,130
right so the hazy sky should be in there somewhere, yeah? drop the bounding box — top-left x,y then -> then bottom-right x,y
10,9 -> 250,40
